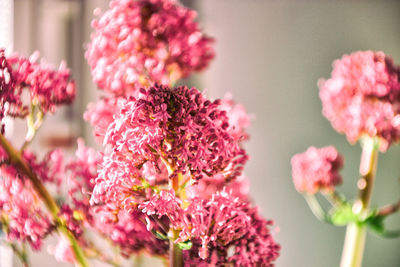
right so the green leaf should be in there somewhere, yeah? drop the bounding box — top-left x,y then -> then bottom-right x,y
365,213 -> 385,234
177,240 -> 192,250
330,203 -> 358,226
153,230 -> 168,240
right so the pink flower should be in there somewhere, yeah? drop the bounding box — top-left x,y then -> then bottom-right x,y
2,50 -> 76,116
139,189 -> 280,266
0,166 -> 52,250
186,174 -> 250,201
85,0 -> 214,96
49,236 -> 75,263
319,51 -> 400,151
140,190 -> 185,228
0,49 -> 18,132
91,84 -> 248,207
93,206 -> 168,257
291,146 -> 343,194
63,139 -> 103,223
220,93 -> 252,143
84,97 -> 126,144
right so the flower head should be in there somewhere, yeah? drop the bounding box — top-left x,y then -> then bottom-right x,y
91,84 -> 247,207
93,207 -> 168,257
0,49 -> 17,132
291,146 -> 343,194
319,51 -> 400,150
84,97 -> 126,144
6,51 -> 75,115
85,0 -> 214,96
139,189 -> 280,266
0,162 -> 52,250
49,236 -> 76,263
220,93 -> 252,143
186,174 -> 250,201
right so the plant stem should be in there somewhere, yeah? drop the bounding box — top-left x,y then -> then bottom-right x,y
377,200 -> 400,217
168,172 -> 183,267
169,229 -> 183,267
0,134 -> 89,267
21,106 -> 44,151
304,194 -> 331,223
340,137 -> 379,267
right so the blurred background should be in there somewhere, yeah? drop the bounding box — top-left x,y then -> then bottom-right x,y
1,0 -> 399,266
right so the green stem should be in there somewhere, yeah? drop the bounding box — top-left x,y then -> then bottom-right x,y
21,108 -> 44,151
2,241 -> 29,267
169,229 -> 183,267
168,173 -> 184,267
304,194 -> 331,223
133,254 -> 143,267
340,137 -> 379,267
163,162 -> 184,267
0,134 -> 89,267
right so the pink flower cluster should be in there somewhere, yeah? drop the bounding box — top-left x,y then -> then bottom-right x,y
139,189 -> 280,266
186,174 -> 250,201
0,49 -> 17,131
291,146 -> 343,194
84,97 -> 126,143
319,51 -> 400,150
65,139 -> 102,221
91,84 -> 248,206
0,149 -> 53,250
1,50 -> 75,117
86,0 -> 214,96
220,93 -> 252,143
93,207 -> 168,257
60,140 -> 168,257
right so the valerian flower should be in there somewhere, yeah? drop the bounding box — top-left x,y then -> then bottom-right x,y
1,50 -> 75,116
93,206 -> 168,257
0,148 -> 53,249
291,146 -> 343,194
319,51 -> 400,151
220,93 -> 252,143
91,84 -> 248,207
84,97 -> 127,144
139,189 -> 280,266
0,49 -> 17,132
85,0 -> 214,96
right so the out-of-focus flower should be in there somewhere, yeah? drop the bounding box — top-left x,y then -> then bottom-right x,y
84,97 -> 126,144
291,146 -> 343,194
0,49 -> 17,132
49,236 -> 75,263
0,165 -> 52,250
62,139 -> 102,224
319,51 -> 400,151
93,206 -> 168,257
220,93 -> 252,143
85,0 -> 214,96
2,50 -> 75,116
91,84 -> 248,207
